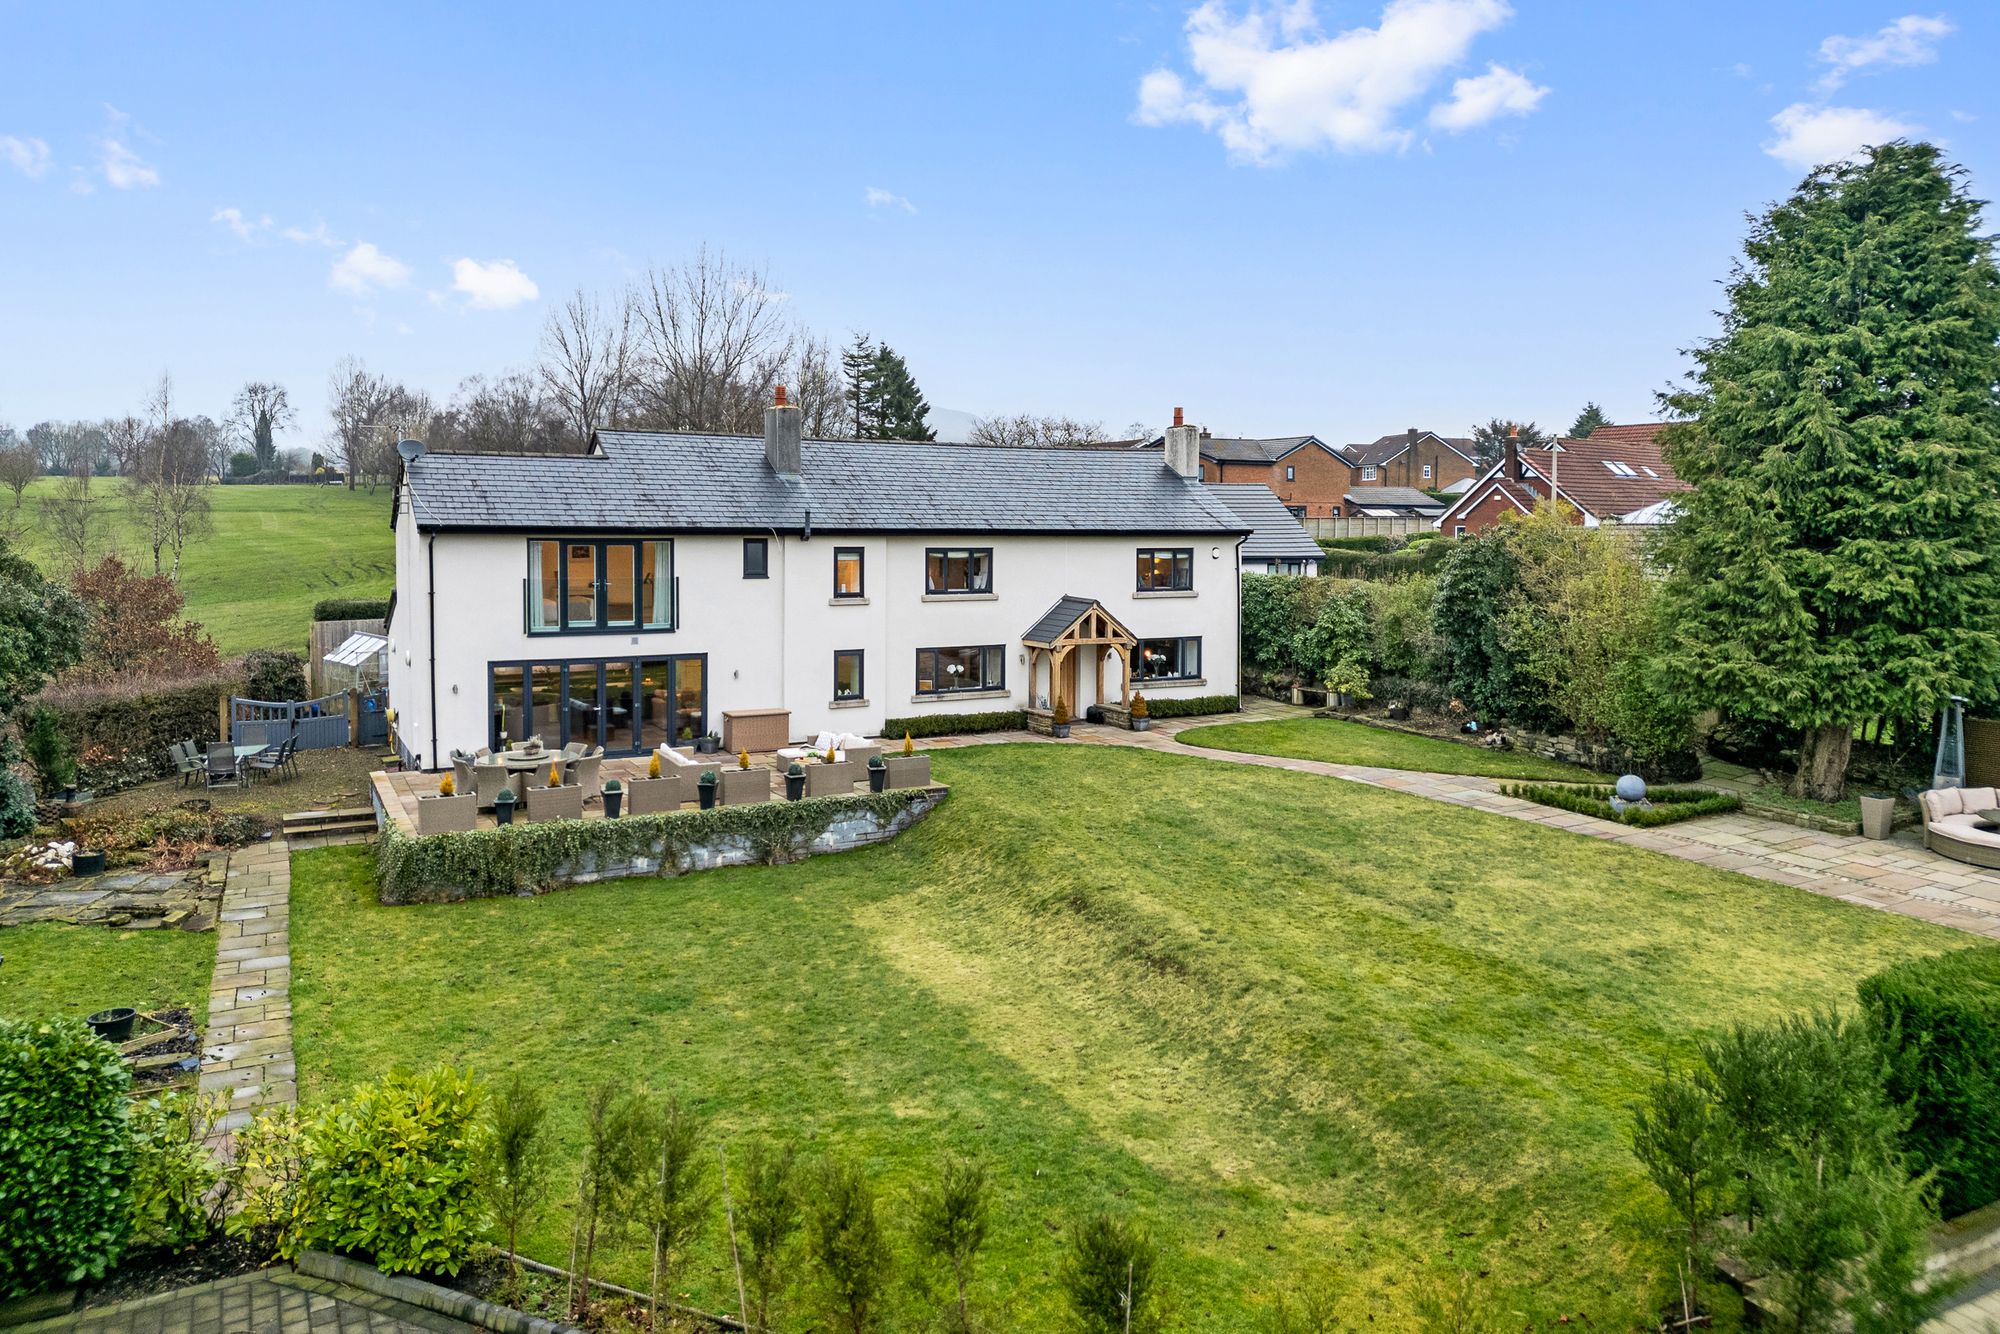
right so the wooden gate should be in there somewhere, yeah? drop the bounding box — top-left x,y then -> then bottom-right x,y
231,694 -> 351,749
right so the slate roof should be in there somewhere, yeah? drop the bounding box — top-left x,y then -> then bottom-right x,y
1197,435 -> 1324,465
1344,487 -> 1445,514
1205,485 -> 1325,562
400,430 -> 1251,536
1023,596 -> 1100,646
1340,431 -> 1479,467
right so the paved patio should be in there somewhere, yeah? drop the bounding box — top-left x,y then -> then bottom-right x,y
22,1269 -> 488,1333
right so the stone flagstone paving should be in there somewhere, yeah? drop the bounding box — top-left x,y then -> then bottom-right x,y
21,1269 -> 487,1333
199,836 -> 298,1139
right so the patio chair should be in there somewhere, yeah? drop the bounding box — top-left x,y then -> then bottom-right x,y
472,762 -> 511,810
571,753 -> 604,802
452,753 -> 475,798
169,741 -> 203,788
282,736 -> 303,780
245,743 -> 287,783
562,741 -> 587,760
204,744 -> 241,788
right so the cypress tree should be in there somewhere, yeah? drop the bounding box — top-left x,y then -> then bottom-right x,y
840,332 -> 877,437
1568,402 -> 1609,438
1658,142 -> 2000,800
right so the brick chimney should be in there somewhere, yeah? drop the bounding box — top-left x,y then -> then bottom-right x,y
764,383 -> 801,478
1504,425 -> 1520,481
1407,427 -> 1419,446
1164,406 -> 1200,479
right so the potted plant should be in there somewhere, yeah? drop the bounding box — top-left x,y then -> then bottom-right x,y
697,730 -> 721,756
786,762 -> 806,800
86,1007 -> 136,1042
868,753 -> 888,793
603,778 -> 624,819
648,751 -> 663,779
739,748 -> 752,770
1323,659 -> 1372,711
70,848 -> 106,875
493,787 -> 517,825
697,769 -> 718,810
1386,700 -> 1411,722
1130,692 -> 1151,732
1051,700 -> 1071,739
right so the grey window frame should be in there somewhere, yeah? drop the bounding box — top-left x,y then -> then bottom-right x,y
743,538 -> 769,579
923,547 -> 993,595
915,644 -> 1006,695
1135,547 -> 1194,592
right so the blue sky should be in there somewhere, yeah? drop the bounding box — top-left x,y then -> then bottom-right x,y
1,1 -> 1993,446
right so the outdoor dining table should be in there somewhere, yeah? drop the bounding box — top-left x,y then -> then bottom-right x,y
497,750 -> 568,798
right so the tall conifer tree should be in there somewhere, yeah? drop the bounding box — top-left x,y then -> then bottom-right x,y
1658,143 -> 2000,800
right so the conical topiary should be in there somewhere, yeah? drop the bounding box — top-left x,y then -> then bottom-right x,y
648,751 -> 662,779
903,730 -> 914,757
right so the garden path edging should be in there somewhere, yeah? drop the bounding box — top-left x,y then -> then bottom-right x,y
297,1253 -> 583,1334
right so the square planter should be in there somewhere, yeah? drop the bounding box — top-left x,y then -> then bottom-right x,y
524,783 -> 584,823
1860,794 -> 1897,840
805,760 -> 859,797
625,774 -> 682,816
415,791 -> 478,835
884,755 -> 932,789
719,767 -> 772,805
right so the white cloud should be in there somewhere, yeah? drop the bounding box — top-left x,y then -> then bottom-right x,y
211,206 -> 271,240
1,135 -> 50,178
865,186 -> 916,213
449,257 -> 539,310
329,242 -> 413,295
1817,14 -> 1952,90
1428,62 -> 1546,131
283,220 -> 341,248
1766,103 -> 1920,169
1133,0 -> 1537,162
99,137 -> 159,188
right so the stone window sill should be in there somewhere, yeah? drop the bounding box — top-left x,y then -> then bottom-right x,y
909,689 -> 1012,704
829,597 -> 871,607
1132,590 -> 1197,599
830,698 -> 869,709
921,593 -> 998,603
1136,677 -> 1208,689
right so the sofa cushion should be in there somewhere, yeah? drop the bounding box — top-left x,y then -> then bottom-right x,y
1961,786 -> 1997,813
1934,815 -> 2000,848
1925,788 -> 1965,819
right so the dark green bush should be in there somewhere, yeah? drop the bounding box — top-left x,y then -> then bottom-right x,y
310,598 -> 391,623
1060,1214 -> 1162,1334
1859,946 -> 2000,1217
241,649 -> 307,703
129,1092 -> 226,1250
1143,694 -> 1239,719
303,1065 -> 490,1275
881,710 -> 1025,740
1316,535 -> 1400,553
21,703 -> 76,795
32,668 -> 236,795
1501,782 -> 1742,827
0,1017 -> 134,1297
1317,542 -> 1452,580
0,770 -> 35,838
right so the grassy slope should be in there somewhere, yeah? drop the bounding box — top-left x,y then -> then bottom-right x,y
4,478 -> 393,655
290,746 -> 1953,1329
1178,716 -> 1608,781
0,924 -> 214,1023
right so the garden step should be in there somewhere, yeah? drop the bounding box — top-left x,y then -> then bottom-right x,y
281,807 -> 376,839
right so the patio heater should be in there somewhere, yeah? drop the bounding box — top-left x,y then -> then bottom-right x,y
1933,694 -> 1968,790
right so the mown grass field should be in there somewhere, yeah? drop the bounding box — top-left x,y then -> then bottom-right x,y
0,923 -> 214,1024
1178,715 -> 1608,781
4,478 -> 393,655
289,745 -> 1954,1330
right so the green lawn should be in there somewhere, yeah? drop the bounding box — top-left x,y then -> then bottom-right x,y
5,478 -> 393,654
1177,716 -> 1608,781
290,745 -> 1954,1329
0,924 -> 214,1023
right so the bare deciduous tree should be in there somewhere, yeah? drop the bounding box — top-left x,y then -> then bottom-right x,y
130,415 -> 215,579
966,413 -> 1114,450
426,372 -> 567,454
790,331 -> 844,439
628,247 -> 794,435
41,475 -> 108,574
230,382 -> 296,471
540,290 -> 632,451
326,357 -> 388,490
0,440 -> 41,508
102,415 -> 148,477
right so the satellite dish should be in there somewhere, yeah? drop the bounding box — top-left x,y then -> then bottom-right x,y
396,438 -> 426,463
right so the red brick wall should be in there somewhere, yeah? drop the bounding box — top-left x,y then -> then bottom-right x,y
1353,439 -> 1479,491
1444,485 -> 1530,536
1208,446 -> 1355,519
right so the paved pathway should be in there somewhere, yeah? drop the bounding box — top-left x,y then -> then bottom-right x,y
199,837 -> 297,1138
926,704 -> 2000,942
25,1269 -> 483,1333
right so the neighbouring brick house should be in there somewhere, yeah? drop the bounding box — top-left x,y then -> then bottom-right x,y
1183,433 -> 1354,519
1434,423 -> 1689,536
1339,428 -> 1481,492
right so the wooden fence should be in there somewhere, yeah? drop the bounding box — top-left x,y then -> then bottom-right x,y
1302,516 -> 1433,540
307,616 -> 386,695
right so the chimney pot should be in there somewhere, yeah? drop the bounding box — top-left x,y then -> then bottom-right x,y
1172,406 -> 1184,427
774,384 -> 788,408
764,386 -> 802,478
1164,412 -> 1200,479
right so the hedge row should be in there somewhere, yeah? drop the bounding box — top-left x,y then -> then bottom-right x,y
1141,693 -> 1240,719
377,790 -> 928,903
1860,946 -> 2000,1218
1317,543 -> 1453,580
1500,782 -> 1742,828
881,709 -> 1026,740
311,597 -> 391,622
33,669 -> 239,795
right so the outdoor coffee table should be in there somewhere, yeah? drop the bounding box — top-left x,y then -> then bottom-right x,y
1976,808 -> 2000,831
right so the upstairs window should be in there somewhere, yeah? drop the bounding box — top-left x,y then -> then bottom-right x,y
528,538 -> 673,634
1422,463 -> 1433,480
1361,466 -> 1378,481
1136,548 -> 1193,592
834,547 -> 865,599
1285,465 -> 1295,481
743,538 -> 769,578
925,548 -> 992,595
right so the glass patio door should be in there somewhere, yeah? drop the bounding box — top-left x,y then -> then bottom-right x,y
603,662 -> 636,752
566,664 -> 602,750
671,658 -> 705,744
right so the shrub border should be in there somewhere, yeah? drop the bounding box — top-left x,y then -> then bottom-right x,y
1500,782 -> 1742,828
376,789 -> 934,903
881,710 -> 1024,739
1142,693 -> 1240,720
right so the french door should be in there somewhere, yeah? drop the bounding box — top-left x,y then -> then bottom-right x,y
488,654 -> 706,755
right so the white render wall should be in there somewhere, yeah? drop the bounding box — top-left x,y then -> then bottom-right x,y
388,521 -> 1242,768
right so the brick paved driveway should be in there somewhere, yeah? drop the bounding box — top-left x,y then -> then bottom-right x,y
28,1270 -> 485,1334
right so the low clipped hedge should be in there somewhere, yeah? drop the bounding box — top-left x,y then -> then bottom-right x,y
311,597 -> 391,622
33,669 -> 237,796
1144,693 -> 1239,720
882,709 -> 1026,740
1860,946 -> 2000,1217
1500,782 -> 1741,828
377,790 -> 929,903
0,1018 -> 134,1298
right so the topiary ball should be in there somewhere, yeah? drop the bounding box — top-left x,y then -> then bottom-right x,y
1615,774 -> 1647,803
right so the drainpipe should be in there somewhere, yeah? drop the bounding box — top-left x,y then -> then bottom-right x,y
1234,534 -> 1247,705
426,534 -> 439,771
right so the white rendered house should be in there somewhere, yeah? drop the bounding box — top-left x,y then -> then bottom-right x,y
384,398 -> 1249,770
